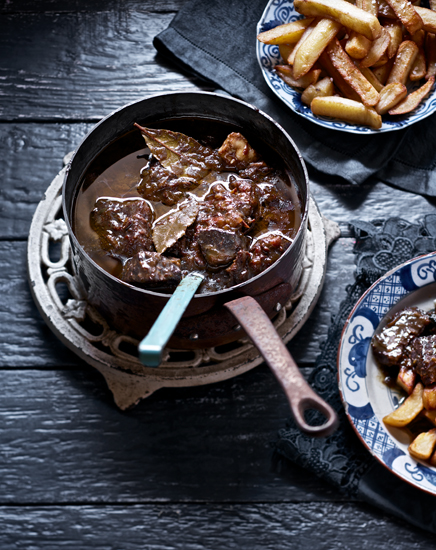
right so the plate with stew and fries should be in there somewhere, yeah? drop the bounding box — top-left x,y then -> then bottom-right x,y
256,0 -> 436,133
338,251 -> 436,496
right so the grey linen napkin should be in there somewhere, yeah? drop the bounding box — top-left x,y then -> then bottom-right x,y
154,0 -> 436,195
276,215 -> 436,535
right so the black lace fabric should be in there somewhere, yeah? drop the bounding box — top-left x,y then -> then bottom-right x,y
276,215 -> 436,496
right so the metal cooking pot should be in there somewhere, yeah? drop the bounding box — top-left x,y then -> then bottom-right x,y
63,91 -> 338,436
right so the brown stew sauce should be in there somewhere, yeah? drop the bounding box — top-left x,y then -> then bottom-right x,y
73,118 -> 302,294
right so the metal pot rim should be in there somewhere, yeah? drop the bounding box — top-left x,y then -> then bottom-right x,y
62,90 -> 309,300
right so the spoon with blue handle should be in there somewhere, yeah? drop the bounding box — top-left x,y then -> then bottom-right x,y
138,272 -> 204,367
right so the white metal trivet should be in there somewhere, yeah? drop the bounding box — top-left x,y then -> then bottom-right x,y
28,166 -> 340,409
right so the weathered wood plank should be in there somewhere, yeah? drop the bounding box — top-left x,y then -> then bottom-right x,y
0,367 -> 340,502
0,10 -> 207,121
0,503 -> 434,549
1,0 -> 188,13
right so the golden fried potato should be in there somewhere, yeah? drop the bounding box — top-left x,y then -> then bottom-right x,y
319,51 -> 363,102
301,76 -> 335,104
311,96 -> 382,128
409,48 -> 427,81
386,40 -> 419,85
383,382 -> 424,427
293,18 -> 342,78
415,6 -> 436,33
257,18 -> 315,45
409,428 -> 436,461
358,65 -> 384,92
396,364 -> 417,395
384,0 -> 423,35
325,38 -> 380,106
294,0 -> 382,40
279,43 -> 296,65
360,27 -> 391,68
385,20 -> 403,58
426,32 -> 436,79
275,64 -> 321,88
345,31 -> 372,59
389,76 -> 435,114
356,0 -> 378,17
423,385 -> 436,411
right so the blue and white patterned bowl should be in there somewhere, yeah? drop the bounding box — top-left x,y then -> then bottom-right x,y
256,0 -> 436,134
338,251 -> 436,495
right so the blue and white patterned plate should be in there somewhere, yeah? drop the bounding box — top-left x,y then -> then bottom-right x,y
338,252 -> 436,495
256,0 -> 436,134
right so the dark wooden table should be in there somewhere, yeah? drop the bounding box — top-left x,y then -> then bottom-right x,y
2,0 -> 436,547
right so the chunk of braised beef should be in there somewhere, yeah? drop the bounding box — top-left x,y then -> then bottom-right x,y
90,198 -> 154,258
137,160 -> 198,206
248,233 -> 291,276
169,226 -> 208,273
239,161 -> 274,182
410,335 -> 436,385
226,249 -> 250,285
196,228 -> 241,268
259,184 -> 298,235
372,307 -> 431,367
196,180 -> 259,235
120,250 -> 181,286
218,132 -> 260,170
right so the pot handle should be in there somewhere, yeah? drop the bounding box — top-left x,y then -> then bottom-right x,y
225,296 -> 339,437
138,272 -> 204,367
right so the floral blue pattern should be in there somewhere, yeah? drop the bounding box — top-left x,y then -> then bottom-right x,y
338,251 -> 436,495
256,0 -> 436,134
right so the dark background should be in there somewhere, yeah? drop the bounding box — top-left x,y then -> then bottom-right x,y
1,0 -> 436,546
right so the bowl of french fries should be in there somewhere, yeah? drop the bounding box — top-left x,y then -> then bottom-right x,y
257,0 -> 436,132
338,251 -> 436,495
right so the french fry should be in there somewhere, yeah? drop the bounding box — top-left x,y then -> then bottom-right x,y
287,22 -> 316,66
358,65 -> 384,92
423,409 -> 436,425
279,44 -> 296,65
426,32 -> 436,79
395,364 -> 417,395
325,38 -> 380,106
415,6 -> 436,34
378,0 -> 396,20
409,48 -> 427,81
311,96 -> 382,128
319,51 -> 363,102
409,428 -> 436,461
423,385 -> 436,410
356,0 -> 378,18
386,40 -> 419,85
257,18 -> 315,45
345,31 -> 372,59
275,65 -> 321,88
410,28 -> 425,48
360,27 -> 391,68
385,20 -> 403,58
383,382 -> 424,427
294,0 -> 382,40
383,0 -> 423,35
301,76 -> 335,104
372,57 -> 394,83
389,76 -> 435,114
293,18 -> 342,78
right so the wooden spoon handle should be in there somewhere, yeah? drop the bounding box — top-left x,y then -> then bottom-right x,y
225,296 -> 339,437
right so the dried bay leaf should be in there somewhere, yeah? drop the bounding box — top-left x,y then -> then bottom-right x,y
134,123 -> 224,180
153,199 -> 199,254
